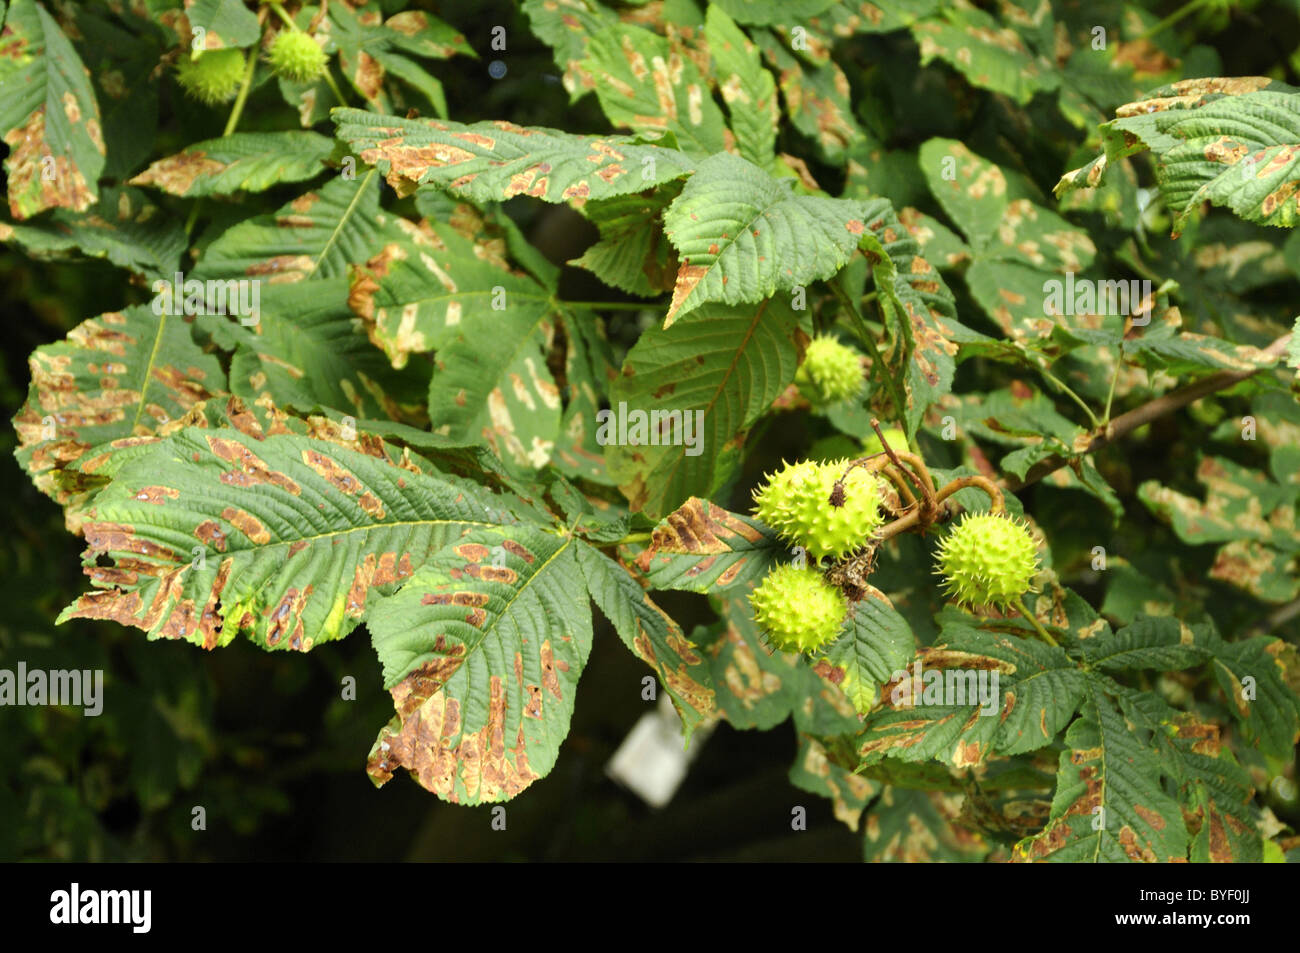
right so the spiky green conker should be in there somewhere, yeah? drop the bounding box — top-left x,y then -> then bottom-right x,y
795,334 -> 864,405
267,30 -> 327,82
935,512 -> 1039,608
175,48 -> 246,105
748,564 -> 847,653
752,458 -> 885,560
862,427 -> 908,457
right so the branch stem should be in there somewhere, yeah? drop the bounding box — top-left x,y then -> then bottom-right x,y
1015,596 -> 1059,647
934,475 -> 1005,513
615,531 -> 654,545
1010,333 -> 1292,491
222,48 -> 258,137
831,282 -> 907,425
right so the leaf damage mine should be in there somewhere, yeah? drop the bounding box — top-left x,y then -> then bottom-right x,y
82,521 -> 175,562
371,673 -> 540,802
397,638 -> 470,709
346,551 -> 414,617
132,485 -> 180,504
501,539 -> 535,563
264,585 -> 313,651
129,149 -> 226,196
301,448 -> 385,518
540,640 -> 562,700
220,506 -> 271,545
207,436 -> 303,494
1113,76 -> 1274,118
194,519 -> 228,553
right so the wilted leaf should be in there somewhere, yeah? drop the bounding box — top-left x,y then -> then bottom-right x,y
130,131 -> 335,197
577,543 -> 717,736
58,427 -> 521,651
0,0 -> 106,218
366,527 -> 588,804
13,304 -> 226,521
633,497 -> 785,593
332,108 -> 696,205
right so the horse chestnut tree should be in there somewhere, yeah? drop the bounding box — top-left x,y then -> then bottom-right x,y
4,0 -> 1300,863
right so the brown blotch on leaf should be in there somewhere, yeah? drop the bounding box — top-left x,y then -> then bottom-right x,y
219,506 -> 270,545
502,539 -> 535,563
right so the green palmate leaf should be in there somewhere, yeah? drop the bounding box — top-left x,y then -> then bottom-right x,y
704,6 -> 777,167
348,211 -> 556,367
949,384 -> 1085,447
910,0 -> 1057,105
1071,614 -> 1299,760
365,527 -> 588,804
419,190 -> 561,288
331,109 -> 696,205
1138,455 -> 1299,602
129,132 -> 335,197
662,152 -> 866,322
12,304 -> 227,517
632,497 -> 785,593
0,185 -> 185,279
1116,88 -> 1300,235
858,627 -> 1086,767
712,0 -> 838,26
1014,687 -> 1190,862
863,787 -> 990,862
1124,311 -> 1283,377
551,309 -> 617,484
195,169 -> 407,282
345,214 -> 564,471
381,10 -> 474,60
855,197 -> 968,434
751,28 -> 861,163
919,138 -> 1097,340
58,425 -> 521,651
811,585 -> 915,715
945,383 -> 1112,509
918,139 -> 1039,251
328,1 -> 473,113
706,595 -> 859,735
789,735 -> 880,833
520,0 -> 616,100
1228,390 -> 1300,490
896,207 -> 970,269
426,297 -> 563,472
196,277 -> 430,424
1164,716 -> 1262,863
802,0 -> 943,37
984,200 -> 1094,274
606,298 -> 807,519
1209,638 -> 1300,759
1079,615 -> 1216,672
1107,686 -> 1265,863
962,261 -> 1064,339
542,470 -> 628,541
72,2 -> 165,180
0,0 -> 106,218
1058,77 -> 1300,234
185,0 -> 260,49
576,543 -> 717,737
581,23 -> 726,158
570,188 -> 679,297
